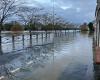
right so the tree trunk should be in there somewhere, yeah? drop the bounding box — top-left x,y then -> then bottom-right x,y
0,23 -> 3,55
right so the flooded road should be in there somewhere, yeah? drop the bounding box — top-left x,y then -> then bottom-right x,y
0,31 -> 95,80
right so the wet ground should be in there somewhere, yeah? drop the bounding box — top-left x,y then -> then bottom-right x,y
0,31 -> 95,80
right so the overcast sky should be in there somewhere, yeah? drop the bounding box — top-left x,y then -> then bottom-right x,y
23,0 -> 96,24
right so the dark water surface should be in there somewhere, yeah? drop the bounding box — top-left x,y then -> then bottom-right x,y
0,31 -> 94,80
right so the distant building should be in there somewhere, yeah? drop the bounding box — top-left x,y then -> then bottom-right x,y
80,23 -> 89,31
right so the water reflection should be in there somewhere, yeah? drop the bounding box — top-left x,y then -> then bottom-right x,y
59,64 -> 88,80
0,31 -> 95,80
94,64 -> 100,80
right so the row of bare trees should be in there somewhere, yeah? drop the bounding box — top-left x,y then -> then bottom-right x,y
0,0 -> 77,54
0,0 -> 75,31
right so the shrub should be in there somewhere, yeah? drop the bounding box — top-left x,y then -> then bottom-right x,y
11,23 -> 24,31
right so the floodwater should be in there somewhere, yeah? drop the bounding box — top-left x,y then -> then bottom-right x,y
0,31 -> 95,80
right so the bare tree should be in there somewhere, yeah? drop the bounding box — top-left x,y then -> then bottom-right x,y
18,7 -> 43,30
0,0 -> 19,54
41,13 -> 52,25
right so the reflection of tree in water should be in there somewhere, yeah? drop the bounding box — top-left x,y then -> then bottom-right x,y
53,32 -> 77,51
0,43 -> 54,80
0,31 -> 78,80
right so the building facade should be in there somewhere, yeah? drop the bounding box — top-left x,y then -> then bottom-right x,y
95,0 -> 100,47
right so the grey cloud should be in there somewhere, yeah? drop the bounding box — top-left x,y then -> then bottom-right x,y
54,0 -> 96,23
24,0 -> 96,23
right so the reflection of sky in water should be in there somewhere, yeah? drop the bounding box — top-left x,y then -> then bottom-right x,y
0,31 -> 94,80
